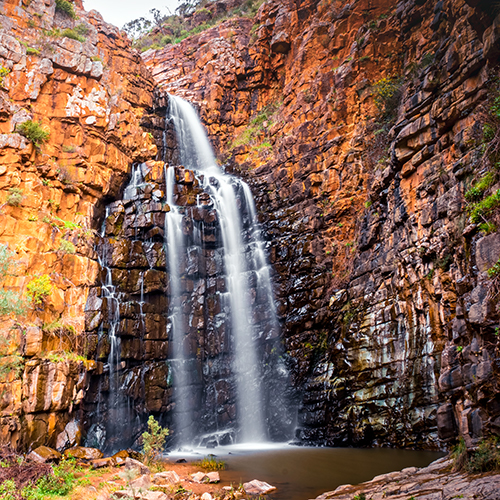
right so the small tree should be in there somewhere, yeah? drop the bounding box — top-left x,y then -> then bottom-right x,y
142,415 -> 169,464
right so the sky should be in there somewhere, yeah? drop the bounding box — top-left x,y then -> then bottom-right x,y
82,0 -> 181,29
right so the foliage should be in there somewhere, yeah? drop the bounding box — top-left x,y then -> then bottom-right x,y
487,258 -> 500,278
0,479 -> 16,500
0,244 -> 26,316
353,494 -> 366,500
17,120 -> 50,148
127,0 -> 264,51
26,274 -> 53,306
196,455 -> 227,471
468,189 -> 500,223
0,66 -> 10,86
53,216 -> 81,231
23,459 -> 78,498
142,416 -> 169,464
6,187 -> 23,207
55,0 -> 77,19
61,26 -> 87,42
452,436 -> 500,473
58,239 -> 76,254
465,171 -> 496,201
372,76 -> 403,121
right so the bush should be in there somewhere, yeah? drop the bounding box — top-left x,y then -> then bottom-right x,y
0,244 -> 26,316
452,436 -> 500,473
55,0 -> 77,19
0,66 -> 10,86
468,189 -> 500,223
0,479 -> 16,500
6,187 -> 23,206
196,456 -> 226,471
372,76 -> 403,121
61,28 -> 85,42
58,239 -> 76,254
27,275 -> 53,306
465,171 -> 496,201
142,415 -> 169,464
17,120 -> 50,148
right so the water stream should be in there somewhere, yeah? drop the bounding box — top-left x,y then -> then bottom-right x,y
166,94 -> 284,445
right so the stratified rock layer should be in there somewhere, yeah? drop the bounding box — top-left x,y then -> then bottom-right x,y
0,0 -> 156,449
143,0 -> 500,448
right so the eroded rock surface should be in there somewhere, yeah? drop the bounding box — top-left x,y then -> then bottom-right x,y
0,0 -> 156,449
143,0 -> 500,449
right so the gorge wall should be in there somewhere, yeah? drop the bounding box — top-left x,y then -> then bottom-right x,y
1,0 -> 500,452
143,0 -> 500,449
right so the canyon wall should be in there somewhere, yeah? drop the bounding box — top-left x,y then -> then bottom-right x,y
1,0 -> 500,452
0,0 -> 156,449
144,0 -> 500,449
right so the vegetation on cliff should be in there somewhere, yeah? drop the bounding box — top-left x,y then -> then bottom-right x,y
124,0 -> 263,51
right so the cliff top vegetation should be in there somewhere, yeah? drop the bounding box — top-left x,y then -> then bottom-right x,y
124,0 -> 263,51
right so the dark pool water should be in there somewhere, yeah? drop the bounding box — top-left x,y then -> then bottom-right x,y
170,444 -> 444,500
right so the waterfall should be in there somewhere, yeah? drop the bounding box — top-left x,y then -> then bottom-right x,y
166,94 -> 279,444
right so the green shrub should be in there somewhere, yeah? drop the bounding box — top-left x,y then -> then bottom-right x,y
26,47 -> 40,55
27,274 -> 53,306
479,221 -> 497,234
0,66 -> 10,86
23,459 -> 77,498
61,28 -> 85,42
468,189 -> 500,223
160,35 -> 173,46
465,171 -> 496,201
6,187 -> 23,206
452,436 -> 500,473
0,479 -> 16,500
55,0 -> 77,19
196,456 -> 226,471
488,258 -> 500,278
58,239 -> 76,254
17,120 -> 50,148
0,244 -> 26,316
142,415 -> 169,464
372,76 -> 403,120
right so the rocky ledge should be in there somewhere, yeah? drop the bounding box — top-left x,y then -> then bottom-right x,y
314,458 -> 500,500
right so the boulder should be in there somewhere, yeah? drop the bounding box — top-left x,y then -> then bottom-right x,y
90,456 -> 117,468
27,446 -> 61,463
243,479 -> 277,495
112,449 -> 130,465
64,446 -> 103,460
129,474 -> 152,490
201,493 -> 213,500
125,457 -> 150,476
152,470 -> 180,485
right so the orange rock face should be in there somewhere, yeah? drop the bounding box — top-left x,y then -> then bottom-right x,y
144,0 -> 500,448
0,0 -> 156,448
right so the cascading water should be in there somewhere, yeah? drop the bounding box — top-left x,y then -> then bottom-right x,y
166,94 -> 281,444
86,95 -> 294,452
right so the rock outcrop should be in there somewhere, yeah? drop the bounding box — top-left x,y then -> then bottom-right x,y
2,0 -> 500,453
143,0 -> 500,449
0,0 -> 156,449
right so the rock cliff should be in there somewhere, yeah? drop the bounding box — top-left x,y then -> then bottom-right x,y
1,0 -> 500,453
143,0 -> 500,449
0,0 -> 156,449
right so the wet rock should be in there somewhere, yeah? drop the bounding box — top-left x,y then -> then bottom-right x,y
64,446 -> 104,460
27,446 -> 61,463
243,479 -> 277,495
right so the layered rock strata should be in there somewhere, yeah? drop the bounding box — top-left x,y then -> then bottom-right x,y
0,0 -> 156,449
143,0 -> 500,448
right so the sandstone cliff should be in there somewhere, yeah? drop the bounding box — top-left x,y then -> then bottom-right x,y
0,0 -> 156,449
2,0 -> 500,454
143,0 -> 500,449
